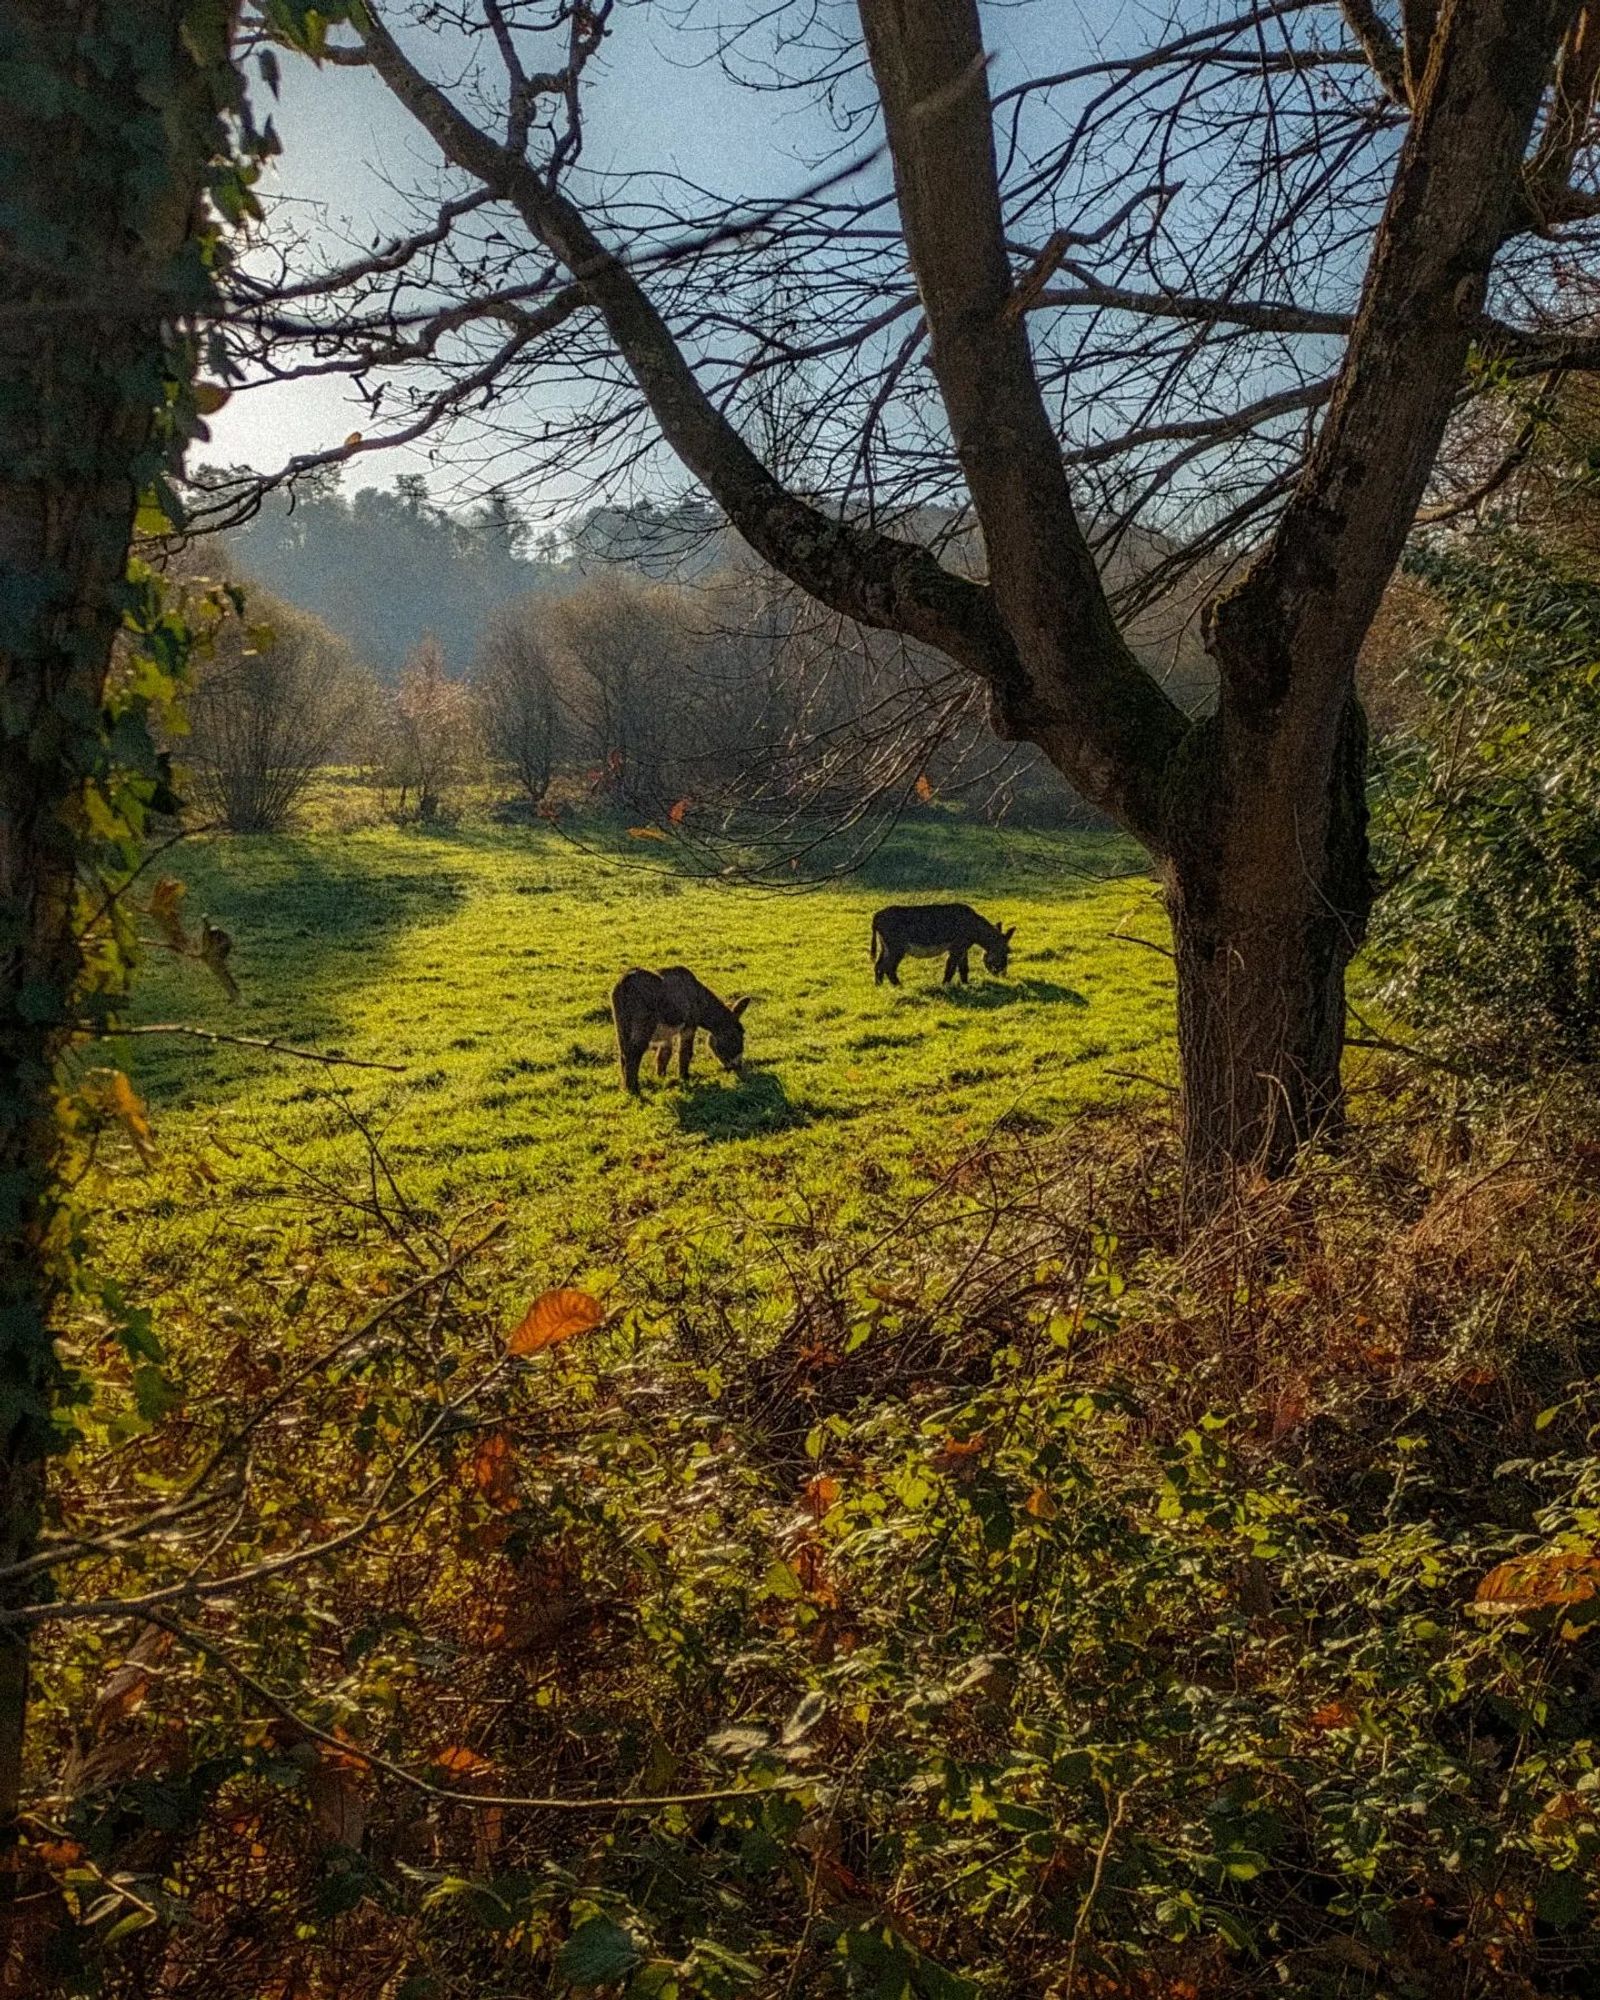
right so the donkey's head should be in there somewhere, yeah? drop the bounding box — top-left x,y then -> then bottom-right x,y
983,924 -> 1016,978
710,994 -> 753,1072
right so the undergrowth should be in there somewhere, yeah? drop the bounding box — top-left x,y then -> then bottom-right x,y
20,1075 -> 1600,1998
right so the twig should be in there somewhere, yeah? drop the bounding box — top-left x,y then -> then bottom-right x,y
96,1023 -> 405,1072
147,1613 -> 803,1816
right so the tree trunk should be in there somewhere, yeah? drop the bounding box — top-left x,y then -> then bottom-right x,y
1165,698 -> 1374,1198
0,0 -> 231,1904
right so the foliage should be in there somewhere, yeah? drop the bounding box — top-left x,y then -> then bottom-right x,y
1371,531 -> 1600,1079
25,940 -> 1600,1991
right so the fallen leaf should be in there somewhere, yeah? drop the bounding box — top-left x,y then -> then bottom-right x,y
915,773 -> 935,803
626,825 -> 669,841
507,1288 -> 604,1356
343,431 -> 363,448
1024,1486 -> 1057,1520
669,797 -> 692,824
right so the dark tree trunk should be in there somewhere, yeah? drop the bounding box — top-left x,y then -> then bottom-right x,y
0,0 -> 231,1896
1164,700 -> 1374,1195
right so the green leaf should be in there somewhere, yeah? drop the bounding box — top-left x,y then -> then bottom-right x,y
559,1914 -> 645,1989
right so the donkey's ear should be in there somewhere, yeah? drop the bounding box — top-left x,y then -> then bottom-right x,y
730,995 -> 754,1017
1002,925 -> 1016,942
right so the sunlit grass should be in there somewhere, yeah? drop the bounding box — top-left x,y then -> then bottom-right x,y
106,815 -> 1175,1299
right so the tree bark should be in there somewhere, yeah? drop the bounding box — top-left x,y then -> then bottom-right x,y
1164,701 -> 1374,1194
0,0 -> 229,1901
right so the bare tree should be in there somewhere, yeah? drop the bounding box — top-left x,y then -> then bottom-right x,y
476,597 -> 563,805
389,633 -> 480,820
230,0 -> 1600,1194
186,585 -> 370,831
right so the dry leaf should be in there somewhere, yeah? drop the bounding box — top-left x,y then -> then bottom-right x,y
1471,1551 -> 1600,1617
1024,1486 -> 1057,1521
434,1744 -> 494,1776
1307,1700 -> 1358,1731
804,1475 -> 841,1519
106,1071 -> 157,1166
507,1288 -> 604,1356
914,773 -> 935,803
626,825 -> 669,841
668,797 -> 692,824
470,1431 -> 519,1512
930,1434 -> 986,1475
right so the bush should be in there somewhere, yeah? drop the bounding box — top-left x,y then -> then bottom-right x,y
1371,532 -> 1600,1078
184,586 -> 371,832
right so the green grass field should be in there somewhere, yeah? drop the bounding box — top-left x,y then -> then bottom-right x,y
107,816 -> 1174,1301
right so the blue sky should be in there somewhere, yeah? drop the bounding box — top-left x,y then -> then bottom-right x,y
210,2 -> 1104,495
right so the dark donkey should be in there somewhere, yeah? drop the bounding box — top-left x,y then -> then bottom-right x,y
611,966 -> 752,1096
871,903 -> 1015,987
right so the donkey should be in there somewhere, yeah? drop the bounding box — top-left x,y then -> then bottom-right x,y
871,903 -> 1015,988
611,966 -> 752,1096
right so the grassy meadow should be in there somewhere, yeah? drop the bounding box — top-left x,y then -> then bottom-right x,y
105,815 -> 1173,1304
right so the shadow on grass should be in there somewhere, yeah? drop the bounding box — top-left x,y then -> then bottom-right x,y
670,1065 -> 828,1139
903,977 -> 1088,1010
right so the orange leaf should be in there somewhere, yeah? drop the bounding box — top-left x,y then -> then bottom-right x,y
668,797 -> 692,824
34,1839 -> 84,1870
627,825 -> 669,841
1024,1486 -> 1057,1520
930,1433 -> 986,1476
343,431 -> 363,448
1307,1700 -> 1358,1732
507,1288 -> 604,1356
1472,1552 -> 1600,1616
914,773 -> 935,803
470,1431 -> 519,1511
434,1744 -> 494,1775
804,1475 -> 841,1519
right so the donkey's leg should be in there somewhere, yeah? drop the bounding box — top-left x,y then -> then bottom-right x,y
884,950 -> 903,988
655,1038 -> 672,1077
958,951 -> 970,985
621,1030 -> 650,1096
942,952 -> 959,985
678,1028 -> 696,1081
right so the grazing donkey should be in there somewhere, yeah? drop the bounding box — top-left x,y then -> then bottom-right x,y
611,966 -> 752,1096
871,903 -> 1015,988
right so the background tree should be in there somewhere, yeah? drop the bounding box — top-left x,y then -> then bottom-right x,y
475,597 -> 564,806
389,633 -> 480,820
184,584 -> 371,832
232,0 -> 1600,1194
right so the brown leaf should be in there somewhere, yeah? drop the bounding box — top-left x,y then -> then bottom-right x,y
626,825 -> 669,841
106,1071 -> 157,1166
930,1433 -> 986,1476
434,1744 -> 494,1776
1471,1551 -> 1600,1617
470,1431 -> 519,1512
1024,1486 -> 1057,1521
804,1475 -> 841,1519
1307,1700 -> 1358,1732
507,1288 -> 604,1356
33,1839 -> 84,1870
668,797 -> 692,824
914,773 -> 935,803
